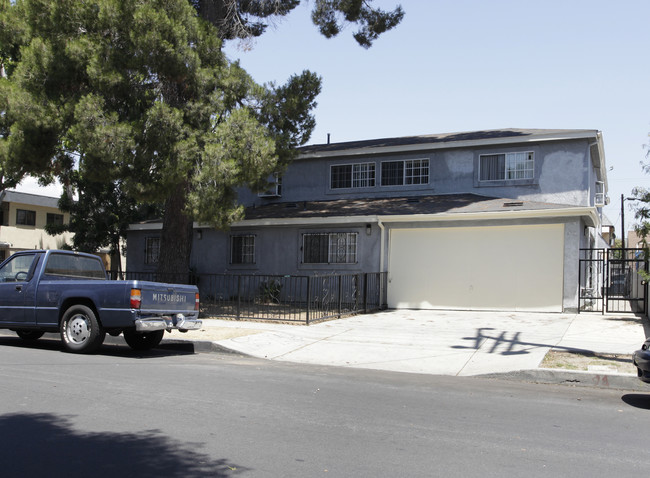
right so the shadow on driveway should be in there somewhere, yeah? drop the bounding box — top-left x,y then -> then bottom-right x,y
0,413 -> 246,477
451,327 -> 595,356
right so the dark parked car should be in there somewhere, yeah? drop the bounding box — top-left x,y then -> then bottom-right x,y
633,339 -> 650,382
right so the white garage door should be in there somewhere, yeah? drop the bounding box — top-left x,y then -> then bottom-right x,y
388,224 -> 564,312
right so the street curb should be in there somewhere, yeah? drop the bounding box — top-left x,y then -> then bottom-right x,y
7,332 -> 645,391
163,336 -> 650,391
480,368 -> 649,392
162,338 -> 246,355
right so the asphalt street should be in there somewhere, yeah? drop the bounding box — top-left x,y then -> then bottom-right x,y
2,339 -> 650,477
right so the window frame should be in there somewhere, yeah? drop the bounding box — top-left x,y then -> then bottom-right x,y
330,162 -> 376,190
595,180 -> 605,207
380,159 -> 429,186
144,236 -> 160,265
258,173 -> 283,198
230,234 -> 256,265
479,151 -> 535,182
302,232 -> 358,264
43,253 -> 106,280
16,209 -> 36,226
46,213 -> 65,227
0,252 -> 37,282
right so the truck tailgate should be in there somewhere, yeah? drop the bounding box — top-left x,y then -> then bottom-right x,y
137,282 -> 198,313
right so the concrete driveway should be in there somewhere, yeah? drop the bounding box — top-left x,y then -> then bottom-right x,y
184,309 -> 647,376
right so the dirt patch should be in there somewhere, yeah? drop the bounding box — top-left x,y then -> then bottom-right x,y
541,350 -> 636,374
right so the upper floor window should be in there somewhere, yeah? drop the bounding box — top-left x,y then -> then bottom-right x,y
381,159 -> 429,186
259,173 -> 282,198
331,163 -> 375,189
16,209 -> 36,226
231,235 -> 255,264
46,213 -> 64,226
302,232 -> 357,264
595,181 -> 605,207
145,237 -> 160,265
479,152 -> 534,181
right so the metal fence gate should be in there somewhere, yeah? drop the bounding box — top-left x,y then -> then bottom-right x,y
579,248 -> 648,314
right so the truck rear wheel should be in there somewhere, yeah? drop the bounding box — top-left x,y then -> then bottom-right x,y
60,305 -> 105,354
123,329 -> 165,351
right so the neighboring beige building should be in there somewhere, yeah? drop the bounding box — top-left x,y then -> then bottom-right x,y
628,229 -> 647,248
0,190 -> 73,260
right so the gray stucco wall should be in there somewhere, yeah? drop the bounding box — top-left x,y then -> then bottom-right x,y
126,134 -> 603,313
128,223 -> 382,277
127,215 -> 585,312
237,138 -> 594,209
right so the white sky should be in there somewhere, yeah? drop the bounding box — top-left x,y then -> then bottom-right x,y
18,0 -> 650,236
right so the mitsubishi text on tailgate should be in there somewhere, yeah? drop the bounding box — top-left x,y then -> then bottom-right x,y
0,250 -> 201,353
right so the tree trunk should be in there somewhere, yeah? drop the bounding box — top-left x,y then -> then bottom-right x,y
157,181 -> 194,284
110,240 -> 122,275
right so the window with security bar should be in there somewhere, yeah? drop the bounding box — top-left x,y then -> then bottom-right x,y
479,152 -> 534,181
331,163 -> 375,189
381,159 -> 429,186
231,235 -> 255,264
303,232 -> 357,264
145,237 -> 160,265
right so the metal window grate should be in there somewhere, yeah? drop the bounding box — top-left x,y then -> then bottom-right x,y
331,163 -> 375,189
303,232 -> 357,264
330,165 -> 352,189
352,163 -> 375,188
231,235 -> 255,264
145,237 -> 160,265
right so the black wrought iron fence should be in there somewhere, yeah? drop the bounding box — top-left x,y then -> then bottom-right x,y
579,248 -> 648,314
108,270 -> 195,285
108,270 -> 388,325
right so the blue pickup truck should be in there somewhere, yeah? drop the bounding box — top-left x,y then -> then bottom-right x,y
0,249 -> 201,353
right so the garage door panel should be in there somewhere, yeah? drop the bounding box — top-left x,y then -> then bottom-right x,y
388,224 -> 564,312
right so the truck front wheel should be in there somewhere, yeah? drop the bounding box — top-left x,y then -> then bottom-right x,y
60,305 -> 105,354
123,329 -> 165,351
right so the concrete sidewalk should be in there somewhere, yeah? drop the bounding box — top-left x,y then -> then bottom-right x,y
166,309 -> 649,388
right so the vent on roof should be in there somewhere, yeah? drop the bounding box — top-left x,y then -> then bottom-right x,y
503,201 -> 524,207
406,198 -> 420,203
285,203 -> 297,208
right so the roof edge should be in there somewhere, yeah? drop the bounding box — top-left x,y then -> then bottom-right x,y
232,206 -> 599,228
299,130 -> 601,159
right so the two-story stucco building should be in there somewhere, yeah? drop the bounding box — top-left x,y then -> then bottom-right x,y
0,190 -> 74,260
127,128 -> 609,313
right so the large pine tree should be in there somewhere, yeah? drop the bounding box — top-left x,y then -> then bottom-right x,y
192,0 -> 404,48
1,0 -> 321,280
0,0 -> 403,280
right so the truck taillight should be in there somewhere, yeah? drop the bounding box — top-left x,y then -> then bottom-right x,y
195,293 -> 200,311
130,289 -> 142,309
